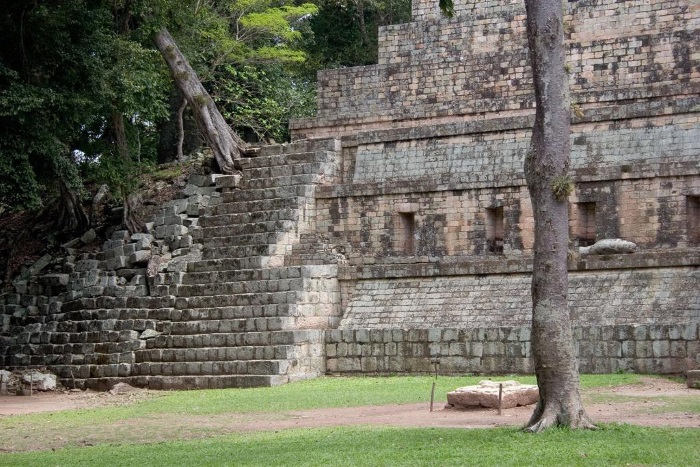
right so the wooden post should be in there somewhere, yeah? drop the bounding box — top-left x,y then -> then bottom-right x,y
497,383 -> 503,415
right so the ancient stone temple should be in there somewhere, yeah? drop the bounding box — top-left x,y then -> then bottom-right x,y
2,0 -> 699,389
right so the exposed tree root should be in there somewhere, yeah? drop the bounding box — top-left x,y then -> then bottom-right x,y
524,404 -> 597,432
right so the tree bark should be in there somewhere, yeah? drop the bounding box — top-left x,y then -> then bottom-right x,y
111,112 -> 145,234
176,97 -> 188,162
56,177 -> 88,232
522,0 -> 595,432
153,28 -> 245,174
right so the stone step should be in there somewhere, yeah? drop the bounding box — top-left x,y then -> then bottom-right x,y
52,318 -> 159,333
240,174 -> 322,191
131,359 -> 297,376
182,265 -> 303,285
199,219 -> 298,239
201,243 -> 288,261
221,185 -> 315,203
245,145 -> 339,168
177,277 -> 304,297
175,291 -> 300,309
80,374 -> 295,390
145,329 -> 323,349
243,160 -> 333,181
181,268 -> 263,285
22,332 -> 141,350
61,296 -> 176,313
54,304 -> 306,333
60,307 -> 176,323
165,316 -> 291,334
169,304 -> 294,320
135,344 -> 303,363
186,255 -> 288,273
166,315 -> 338,334
199,231 -> 295,249
47,315 -> 292,336
261,137 -> 340,155
199,207 -> 300,228
207,196 -> 304,216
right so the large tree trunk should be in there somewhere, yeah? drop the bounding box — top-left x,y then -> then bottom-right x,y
153,28 -> 245,174
112,112 -> 145,234
522,0 -> 595,432
56,177 -> 88,232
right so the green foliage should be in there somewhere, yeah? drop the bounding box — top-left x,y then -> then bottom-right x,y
551,175 -> 574,201
304,0 -> 412,69
149,165 -> 183,182
439,0 -> 455,18
212,64 -> 315,142
0,0 -> 168,216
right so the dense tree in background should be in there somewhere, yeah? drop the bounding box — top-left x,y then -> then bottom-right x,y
305,0 -> 411,68
0,0 -> 412,233
0,0 -> 319,230
0,0 -> 167,231
438,0 -> 595,431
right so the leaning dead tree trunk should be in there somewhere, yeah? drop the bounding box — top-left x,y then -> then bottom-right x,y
153,28 -> 245,174
522,0 -> 595,432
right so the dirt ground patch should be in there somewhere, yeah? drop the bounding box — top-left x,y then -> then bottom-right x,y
1,377 -> 698,452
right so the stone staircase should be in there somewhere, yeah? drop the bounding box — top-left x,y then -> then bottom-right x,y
126,139 -> 343,389
4,138 -> 343,390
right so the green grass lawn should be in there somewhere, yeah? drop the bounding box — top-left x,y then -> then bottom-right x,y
2,425 -> 699,466
2,374 -> 698,466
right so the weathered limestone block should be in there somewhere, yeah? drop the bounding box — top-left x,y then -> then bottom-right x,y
188,173 -> 216,187
162,198 -> 189,215
80,229 -> 97,244
215,173 -> 242,189
183,184 -> 200,197
40,274 -> 70,287
156,224 -> 189,238
580,239 -> 637,255
23,372 -> 57,391
0,369 -> 11,394
112,230 -> 130,242
688,370 -> 700,389
446,380 -> 539,409
139,329 -> 162,339
130,250 -> 152,265
75,259 -> 100,272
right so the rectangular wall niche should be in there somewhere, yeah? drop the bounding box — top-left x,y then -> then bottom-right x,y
575,202 -> 597,246
688,196 -> 700,245
397,212 -> 416,254
486,207 -> 504,254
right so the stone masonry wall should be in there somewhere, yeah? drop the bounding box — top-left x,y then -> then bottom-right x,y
325,323 -> 700,375
347,111 -> 700,186
338,263 -> 700,329
313,174 -> 700,266
291,0 -> 699,138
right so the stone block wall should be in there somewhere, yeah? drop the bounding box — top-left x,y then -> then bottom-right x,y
325,323 -> 700,376
313,173 -> 700,266
337,260 -> 700,329
291,0 -> 699,138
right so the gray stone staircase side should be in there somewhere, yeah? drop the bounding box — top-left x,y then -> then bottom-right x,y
2,139 -> 343,389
